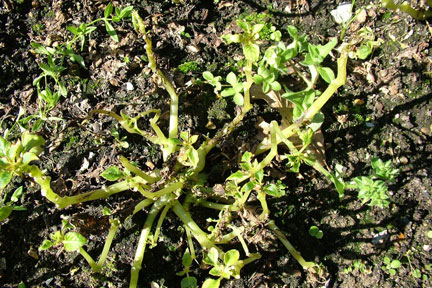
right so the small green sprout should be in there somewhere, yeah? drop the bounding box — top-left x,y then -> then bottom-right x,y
308,225 -> 324,239
347,157 -> 399,208
221,72 -> 245,106
382,256 -> 401,276
177,250 -> 198,288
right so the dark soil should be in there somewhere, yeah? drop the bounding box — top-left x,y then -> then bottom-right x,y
1,0 -> 432,287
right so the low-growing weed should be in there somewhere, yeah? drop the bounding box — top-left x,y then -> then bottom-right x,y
0,4 -> 382,288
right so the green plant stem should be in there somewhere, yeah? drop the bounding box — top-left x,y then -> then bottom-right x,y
228,225 -> 250,256
243,60 -> 254,111
267,220 -> 317,270
96,219 -> 120,271
26,165 -> 68,208
172,200 -> 220,253
382,0 -> 432,20
257,191 -> 269,220
137,181 -> 183,200
119,156 -> 159,183
130,193 -> 175,288
197,199 -> 231,210
255,44 -> 349,154
185,227 -> 196,260
132,11 -> 179,140
57,178 -> 140,208
133,198 -> 154,215
79,247 -> 99,271
151,204 -> 171,247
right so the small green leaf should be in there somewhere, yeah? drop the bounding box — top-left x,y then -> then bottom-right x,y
104,2 -> 113,18
357,45 -> 372,60
21,131 -> 45,153
38,239 -> 54,251
105,20 -> 118,42
182,250 -> 193,268
0,206 -> 13,221
66,25 -> 79,35
101,166 -> 123,181
222,34 -> 241,44
287,26 -> 298,39
241,151 -> 252,163
254,169 -> 263,183
264,183 -> 285,197
188,148 -> 199,168
390,259 -> 401,269
63,232 -> 87,252
0,171 -> 13,190
118,6 -> 133,19
204,247 -> 219,266
427,231 -> 432,239
10,186 -> 24,202
317,67 -> 335,84
413,269 -> 422,278
233,93 -> 244,106
224,249 -> 240,267
226,72 -> 237,86
181,276 -> 197,288
180,131 -> 189,141
31,42 -> 52,55
0,136 -> 10,156
203,71 -> 214,81
243,43 -> 260,62
202,278 -> 221,288
69,53 -> 85,68
252,24 -> 265,35
221,88 -> 236,97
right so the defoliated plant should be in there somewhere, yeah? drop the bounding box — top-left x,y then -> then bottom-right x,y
31,7 -> 367,288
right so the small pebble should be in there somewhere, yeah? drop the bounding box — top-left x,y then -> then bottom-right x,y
126,82 -> 134,91
421,127 -> 430,135
423,245 -> 431,252
399,156 -> 409,165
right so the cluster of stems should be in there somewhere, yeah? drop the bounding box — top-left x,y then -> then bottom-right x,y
30,9 -> 351,288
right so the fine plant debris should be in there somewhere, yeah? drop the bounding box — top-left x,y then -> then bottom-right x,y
1,1 -> 432,287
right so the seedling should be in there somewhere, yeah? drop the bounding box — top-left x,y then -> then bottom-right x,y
382,256 -> 401,276
39,218 -> 120,273
347,157 -> 399,208
29,2 -> 133,130
308,226 -> 324,239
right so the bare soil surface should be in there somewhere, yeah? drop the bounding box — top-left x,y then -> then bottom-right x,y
1,1 -> 431,287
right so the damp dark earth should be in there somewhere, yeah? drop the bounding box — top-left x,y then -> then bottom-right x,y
1,1 -> 432,288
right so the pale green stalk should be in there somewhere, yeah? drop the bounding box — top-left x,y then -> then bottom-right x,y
96,219 -> 120,270
137,181 -> 183,199
130,193 -> 176,288
79,247 -> 99,271
132,11 -> 179,141
151,204 -> 171,247
172,200 -> 221,253
255,44 -> 349,154
227,225 -> 249,256
119,156 -> 159,183
267,220 -> 317,270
